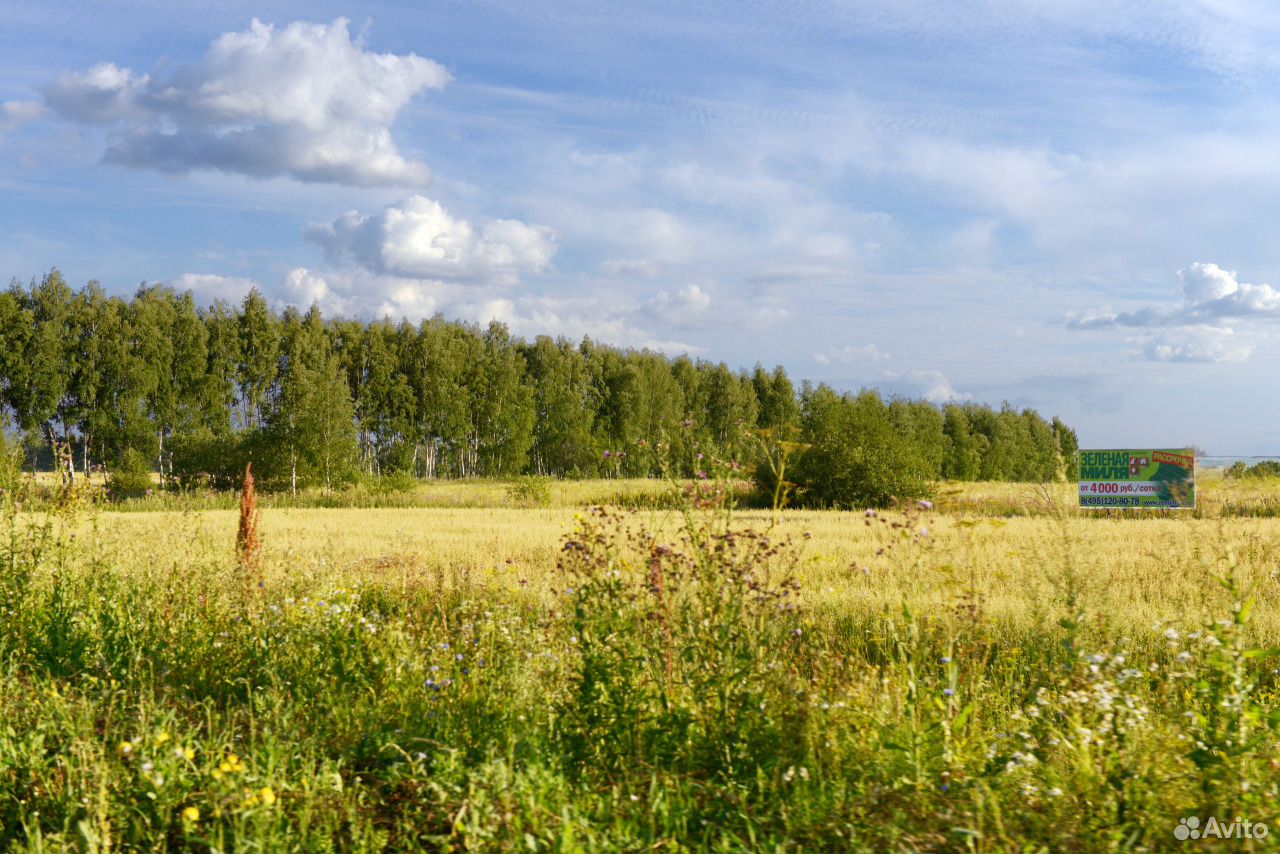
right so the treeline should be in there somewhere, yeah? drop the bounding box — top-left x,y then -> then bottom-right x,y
0,271 -> 1078,500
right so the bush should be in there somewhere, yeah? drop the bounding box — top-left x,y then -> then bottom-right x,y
107,448 -> 155,501
506,475 -> 553,507
170,429 -> 247,491
777,389 -> 935,508
1226,460 -> 1280,479
364,469 -> 420,495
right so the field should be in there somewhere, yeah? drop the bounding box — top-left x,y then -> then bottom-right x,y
5,471 -> 1280,851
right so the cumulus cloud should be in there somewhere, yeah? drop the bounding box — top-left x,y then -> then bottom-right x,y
44,64 -> 148,124
644,284 -> 712,323
497,294 -> 703,354
43,18 -> 448,186
882,370 -> 971,404
306,195 -> 556,284
1067,262 -> 1278,363
171,273 -> 258,304
274,266 -> 699,353
1141,326 -> 1254,363
814,343 -> 891,365
1068,263 -> 1280,329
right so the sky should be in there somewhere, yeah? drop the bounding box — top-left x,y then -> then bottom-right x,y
3,1 -> 1280,453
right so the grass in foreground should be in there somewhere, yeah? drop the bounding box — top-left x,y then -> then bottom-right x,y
4,468 -> 1280,851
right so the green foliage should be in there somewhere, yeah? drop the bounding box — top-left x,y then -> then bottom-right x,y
169,427 -> 246,490
263,306 -> 359,493
7,463 -> 1280,851
787,387 -> 936,508
0,269 -> 1077,497
506,474 -> 553,507
1226,460 -> 1280,479
106,448 -> 154,500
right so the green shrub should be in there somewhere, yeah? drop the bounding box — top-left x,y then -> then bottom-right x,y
107,448 -> 155,500
779,388 -> 935,508
1226,460 -> 1280,479
506,475 -> 553,507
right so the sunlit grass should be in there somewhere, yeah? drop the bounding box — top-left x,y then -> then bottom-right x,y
6,472 -> 1280,851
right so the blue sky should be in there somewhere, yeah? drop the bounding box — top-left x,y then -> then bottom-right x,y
4,1 -> 1280,453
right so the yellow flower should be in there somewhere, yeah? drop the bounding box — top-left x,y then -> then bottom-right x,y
182,806 -> 200,822
156,732 -> 171,746
259,786 -> 276,806
183,747 -> 195,761
118,741 -> 133,756
212,769 -> 223,780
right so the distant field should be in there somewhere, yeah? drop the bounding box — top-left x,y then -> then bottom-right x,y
86,474 -> 1280,640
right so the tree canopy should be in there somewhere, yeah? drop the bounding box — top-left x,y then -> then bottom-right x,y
0,270 -> 1079,501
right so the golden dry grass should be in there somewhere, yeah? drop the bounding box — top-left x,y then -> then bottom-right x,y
80,471 -> 1280,643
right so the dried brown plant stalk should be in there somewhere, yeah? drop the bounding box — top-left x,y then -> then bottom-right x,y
648,544 -> 674,689
236,462 -> 262,590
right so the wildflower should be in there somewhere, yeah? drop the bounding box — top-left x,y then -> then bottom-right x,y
259,786 -> 276,806
1047,787 -> 1064,797
219,753 -> 245,774
118,741 -> 134,757
917,500 -> 933,510
182,806 -> 200,822
941,656 -> 952,664
943,688 -> 956,696
1164,627 -> 1180,641
155,732 -> 171,746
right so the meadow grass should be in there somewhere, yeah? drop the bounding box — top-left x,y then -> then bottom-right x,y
5,470 -> 1280,851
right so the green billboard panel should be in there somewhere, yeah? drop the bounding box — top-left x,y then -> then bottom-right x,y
1078,449 -> 1195,509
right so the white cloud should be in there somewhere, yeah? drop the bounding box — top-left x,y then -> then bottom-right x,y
43,18 -> 448,186
1069,263 -> 1280,329
599,258 -> 663,278
280,267 -> 434,320
497,294 -> 703,354
1066,263 -> 1279,364
814,343 -> 891,365
281,267 -> 334,308
645,284 -> 713,323
171,273 -> 258,304
0,100 -> 45,140
1142,326 -> 1253,364
882,369 -> 971,404
44,64 -> 147,124
306,195 -> 556,284
273,266 -> 701,353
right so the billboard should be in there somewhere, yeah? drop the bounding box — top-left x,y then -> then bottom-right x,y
1078,449 -> 1195,509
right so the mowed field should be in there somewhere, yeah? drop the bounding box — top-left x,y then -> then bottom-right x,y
6,473 -> 1280,852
